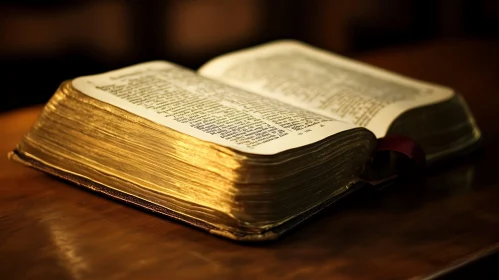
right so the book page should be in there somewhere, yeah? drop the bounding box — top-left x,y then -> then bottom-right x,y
199,40 -> 454,137
72,61 -> 356,155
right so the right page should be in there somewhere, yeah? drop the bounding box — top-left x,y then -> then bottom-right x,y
199,40 -> 454,138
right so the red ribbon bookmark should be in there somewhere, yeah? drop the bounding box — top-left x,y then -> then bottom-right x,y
363,135 -> 426,187
376,135 -> 426,168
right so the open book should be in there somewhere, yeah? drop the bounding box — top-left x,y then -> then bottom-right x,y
9,40 -> 480,241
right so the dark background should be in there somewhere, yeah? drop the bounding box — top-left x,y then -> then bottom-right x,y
1,0 -> 498,112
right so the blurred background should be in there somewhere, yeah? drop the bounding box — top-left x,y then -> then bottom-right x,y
1,0 -> 498,112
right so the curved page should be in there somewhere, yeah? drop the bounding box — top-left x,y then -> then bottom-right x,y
72,61 -> 356,155
199,40 -> 454,137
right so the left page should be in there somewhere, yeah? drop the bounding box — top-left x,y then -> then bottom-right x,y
72,61 -> 357,155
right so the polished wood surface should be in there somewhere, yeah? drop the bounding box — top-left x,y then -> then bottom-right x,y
2,39 -> 499,279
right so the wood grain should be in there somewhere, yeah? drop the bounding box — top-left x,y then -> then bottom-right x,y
1,38 -> 499,280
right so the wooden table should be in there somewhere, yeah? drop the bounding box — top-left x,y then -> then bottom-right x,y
2,39 -> 499,280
